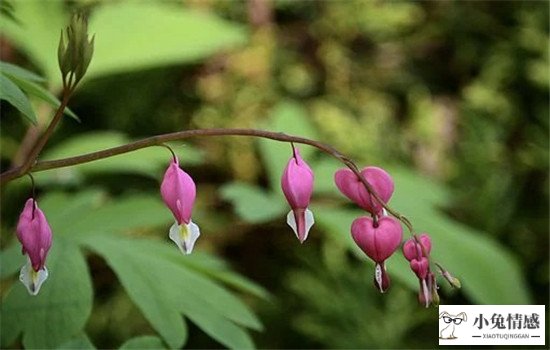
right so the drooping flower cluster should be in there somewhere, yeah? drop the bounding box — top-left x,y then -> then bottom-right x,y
156,146 -> 459,307
16,198 -> 52,295
10,141 -> 459,305
403,234 -> 436,307
334,167 -> 403,292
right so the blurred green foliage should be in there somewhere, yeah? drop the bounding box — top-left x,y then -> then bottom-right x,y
1,0 -> 548,349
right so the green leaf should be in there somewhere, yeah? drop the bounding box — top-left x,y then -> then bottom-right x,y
0,73 -> 36,124
37,190 -> 170,242
181,252 -> 271,300
310,158 -> 341,195
258,101 -> 319,190
0,239 -> 93,349
143,243 -> 264,332
0,243 -> 25,279
2,2 -> 247,88
2,192 -> 262,349
0,61 -> 45,82
86,2 -> 248,79
81,235 -> 256,349
221,182 -> 287,223
57,333 -> 96,349
0,1 -> 19,24
36,132 -> 202,184
7,73 -> 80,121
120,336 -> 165,350
0,1 -> 66,84
38,190 -> 106,232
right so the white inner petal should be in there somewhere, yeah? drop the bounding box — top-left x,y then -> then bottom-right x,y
375,263 -> 383,293
286,210 -> 298,236
286,209 -> 315,243
304,208 -> 315,240
19,257 -> 48,296
169,220 -> 201,255
421,279 -> 430,308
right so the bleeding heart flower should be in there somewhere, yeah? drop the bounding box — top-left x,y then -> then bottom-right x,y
410,257 -> 430,279
16,198 -> 52,295
402,234 -> 435,307
334,167 -> 394,214
402,233 -> 432,262
351,216 -> 403,292
281,146 -> 315,243
161,156 -> 200,254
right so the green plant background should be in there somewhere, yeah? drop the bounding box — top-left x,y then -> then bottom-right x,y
0,1 -> 548,349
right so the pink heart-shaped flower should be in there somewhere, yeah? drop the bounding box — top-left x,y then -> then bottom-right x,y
351,216 -> 403,263
402,233 -> 432,261
410,257 -> 429,279
334,167 -> 394,214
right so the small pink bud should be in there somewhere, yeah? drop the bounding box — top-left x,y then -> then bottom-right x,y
161,156 -> 201,254
351,216 -> 403,263
281,147 -> 315,243
16,198 -> 52,272
402,233 -> 432,261
16,198 -> 52,295
410,257 -> 429,279
161,157 -> 196,225
334,167 -> 394,214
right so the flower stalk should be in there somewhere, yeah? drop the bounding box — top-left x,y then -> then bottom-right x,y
0,128 -> 414,233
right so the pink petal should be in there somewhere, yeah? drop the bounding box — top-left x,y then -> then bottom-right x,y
334,167 -> 394,214
16,199 -> 52,271
402,239 -> 417,261
418,233 -> 432,255
402,233 -> 432,261
410,257 -> 430,279
161,158 -> 196,224
351,216 -> 403,263
281,148 -> 314,209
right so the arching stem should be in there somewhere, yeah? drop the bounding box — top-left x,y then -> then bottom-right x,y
1,128 -> 414,232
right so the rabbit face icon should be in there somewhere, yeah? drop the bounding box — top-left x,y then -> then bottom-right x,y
439,311 -> 467,339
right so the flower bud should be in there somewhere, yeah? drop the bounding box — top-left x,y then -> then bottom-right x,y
440,267 -> 462,289
281,147 -> 315,243
161,157 -> 200,254
58,14 -> 95,86
16,198 -> 52,295
402,233 -> 431,261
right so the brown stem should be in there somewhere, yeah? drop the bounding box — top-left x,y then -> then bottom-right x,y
16,90 -> 72,176
0,127 -> 414,231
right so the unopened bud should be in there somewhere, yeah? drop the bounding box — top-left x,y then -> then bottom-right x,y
58,14 -> 94,88
442,270 -> 461,289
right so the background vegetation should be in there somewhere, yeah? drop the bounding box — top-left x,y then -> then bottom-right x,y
1,1 -> 548,349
